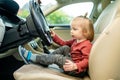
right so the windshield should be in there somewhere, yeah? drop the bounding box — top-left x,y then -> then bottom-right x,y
15,0 -> 57,18
15,0 -> 57,9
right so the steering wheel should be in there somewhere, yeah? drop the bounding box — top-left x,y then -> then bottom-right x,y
29,0 -> 53,46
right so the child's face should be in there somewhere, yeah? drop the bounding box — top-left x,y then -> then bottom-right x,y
70,18 -> 86,40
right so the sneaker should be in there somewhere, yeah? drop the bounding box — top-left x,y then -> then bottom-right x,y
18,45 -> 32,64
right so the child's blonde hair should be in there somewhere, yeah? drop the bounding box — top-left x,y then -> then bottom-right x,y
71,14 -> 94,42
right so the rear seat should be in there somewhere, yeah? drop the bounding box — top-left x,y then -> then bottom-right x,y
13,0 -> 120,80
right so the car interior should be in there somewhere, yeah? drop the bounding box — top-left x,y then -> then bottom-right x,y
0,0 -> 120,80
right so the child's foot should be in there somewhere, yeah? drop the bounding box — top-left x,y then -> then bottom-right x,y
18,45 -> 32,64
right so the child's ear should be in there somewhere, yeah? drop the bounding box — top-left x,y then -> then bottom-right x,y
83,30 -> 87,34
83,31 -> 88,37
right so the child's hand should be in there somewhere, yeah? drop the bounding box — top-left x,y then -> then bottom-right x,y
50,29 -> 55,37
63,59 -> 77,71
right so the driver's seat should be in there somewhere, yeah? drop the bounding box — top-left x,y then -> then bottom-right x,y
13,0 -> 120,80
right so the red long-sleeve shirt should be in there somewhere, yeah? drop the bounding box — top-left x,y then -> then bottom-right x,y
53,34 -> 92,73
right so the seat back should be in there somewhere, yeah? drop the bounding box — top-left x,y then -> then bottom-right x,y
89,0 -> 120,80
93,1 -> 115,42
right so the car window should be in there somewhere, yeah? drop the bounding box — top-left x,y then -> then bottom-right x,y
14,0 -> 29,18
46,2 -> 93,25
15,0 -> 93,25
15,0 -> 57,18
